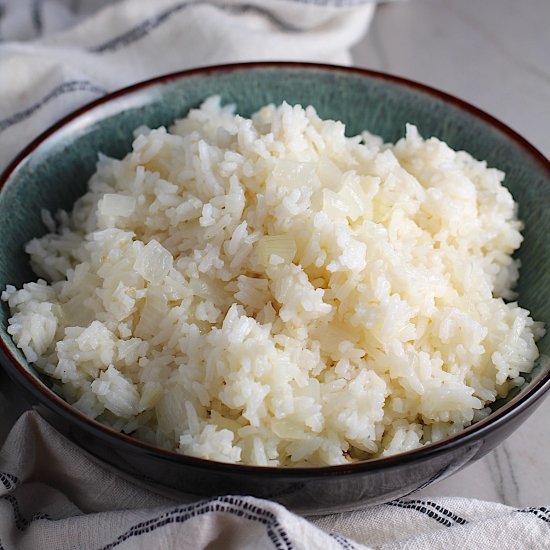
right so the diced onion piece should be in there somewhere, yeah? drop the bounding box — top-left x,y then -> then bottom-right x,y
98,194 -> 136,218
312,322 -> 356,353
338,173 -> 367,222
271,419 -> 306,439
139,381 -> 164,410
316,157 -> 343,191
134,240 -> 173,284
256,105 -> 275,123
273,160 -> 318,189
256,235 -> 297,266
322,173 -> 365,222
322,189 -> 352,222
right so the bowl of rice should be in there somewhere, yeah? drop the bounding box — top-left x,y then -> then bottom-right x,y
1,62 -> 550,513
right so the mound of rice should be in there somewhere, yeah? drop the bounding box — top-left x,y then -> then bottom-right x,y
2,97 -> 545,466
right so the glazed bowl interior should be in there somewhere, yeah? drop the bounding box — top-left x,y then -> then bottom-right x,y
1,63 -> 550,511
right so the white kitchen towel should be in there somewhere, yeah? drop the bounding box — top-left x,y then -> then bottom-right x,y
0,0 -> 376,169
1,1 -> 549,549
0,411 -> 549,549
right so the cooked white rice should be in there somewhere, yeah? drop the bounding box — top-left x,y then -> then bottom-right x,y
2,97 -> 545,466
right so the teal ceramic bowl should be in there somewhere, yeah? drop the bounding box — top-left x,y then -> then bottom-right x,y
1,63 -> 550,513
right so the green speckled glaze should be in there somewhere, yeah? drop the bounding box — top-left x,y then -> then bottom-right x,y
1,63 -> 550,408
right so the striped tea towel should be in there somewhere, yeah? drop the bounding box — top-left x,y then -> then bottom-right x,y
0,412 -> 548,549
0,0 -> 376,169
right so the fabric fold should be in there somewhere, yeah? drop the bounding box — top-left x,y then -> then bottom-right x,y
1,412 -> 548,549
0,0 -> 376,169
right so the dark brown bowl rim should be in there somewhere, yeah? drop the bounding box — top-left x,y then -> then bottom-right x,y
1,61 -> 550,478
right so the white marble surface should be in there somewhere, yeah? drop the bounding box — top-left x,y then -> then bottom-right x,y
353,0 -> 550,507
